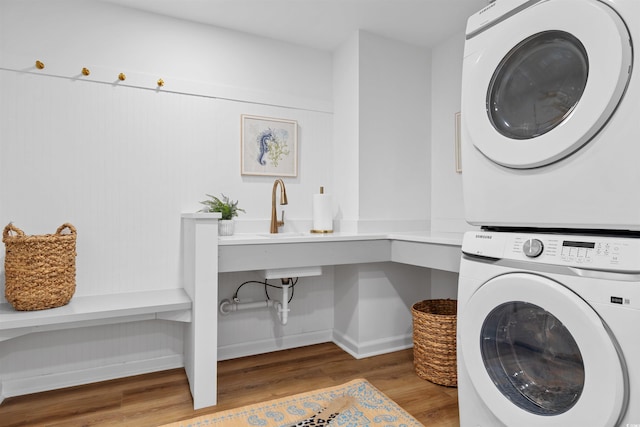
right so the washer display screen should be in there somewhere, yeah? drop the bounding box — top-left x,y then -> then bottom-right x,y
487,31 -> 589,140
481,301 -> 585,415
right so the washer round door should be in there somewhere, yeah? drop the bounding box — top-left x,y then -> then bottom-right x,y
462,0 -> 632,168
459,273 -> 628,426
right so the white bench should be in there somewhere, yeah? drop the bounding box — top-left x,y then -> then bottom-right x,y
0,289 -> 192,406
0,213 -> 220,410
0,288 -> 192,342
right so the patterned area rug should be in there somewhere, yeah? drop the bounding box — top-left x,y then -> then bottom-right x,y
159,378 -> 424,427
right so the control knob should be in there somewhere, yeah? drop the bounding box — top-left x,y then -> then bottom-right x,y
523,238 -> 544,258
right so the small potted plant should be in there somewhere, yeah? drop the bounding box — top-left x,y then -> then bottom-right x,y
199,193 -> 245,236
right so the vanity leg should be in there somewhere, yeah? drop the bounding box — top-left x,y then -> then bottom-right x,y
182,215 -> 219,409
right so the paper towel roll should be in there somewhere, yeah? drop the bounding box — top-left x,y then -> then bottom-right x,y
312,191 -> 333,233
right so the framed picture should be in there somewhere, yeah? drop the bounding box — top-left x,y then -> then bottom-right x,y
454,111 -> 462,173
241,115 -> 298,177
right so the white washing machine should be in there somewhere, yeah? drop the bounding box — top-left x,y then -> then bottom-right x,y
457,231 -> 640,426
461,0 -> 639,231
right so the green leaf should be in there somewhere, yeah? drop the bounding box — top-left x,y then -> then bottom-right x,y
199,193 -> 245,220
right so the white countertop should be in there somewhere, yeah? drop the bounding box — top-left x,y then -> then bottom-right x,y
218,230 -> 464,246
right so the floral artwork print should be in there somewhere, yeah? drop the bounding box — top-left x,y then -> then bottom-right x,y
241,115 -> 298,177
257,127 -> 290,167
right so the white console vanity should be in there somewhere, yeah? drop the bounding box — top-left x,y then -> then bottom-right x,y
185,213 -> 463,408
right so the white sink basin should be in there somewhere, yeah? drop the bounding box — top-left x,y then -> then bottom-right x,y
263,266 -> 322,279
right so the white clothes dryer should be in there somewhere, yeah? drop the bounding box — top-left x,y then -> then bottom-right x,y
461,0 -> 638,231
457,231 -> 640,426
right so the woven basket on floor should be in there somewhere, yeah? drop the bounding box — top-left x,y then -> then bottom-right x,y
412,299 -> 458,387
2,223 -> 77,311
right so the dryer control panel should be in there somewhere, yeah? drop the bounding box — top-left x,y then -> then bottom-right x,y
462,231 -> 640,272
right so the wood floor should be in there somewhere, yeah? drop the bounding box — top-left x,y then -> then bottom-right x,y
0,343 -> 460,426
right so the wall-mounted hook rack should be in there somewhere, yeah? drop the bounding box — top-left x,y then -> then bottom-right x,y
35,60 -> 44,69
118,72 -> 126,81
81,67 -> 90,76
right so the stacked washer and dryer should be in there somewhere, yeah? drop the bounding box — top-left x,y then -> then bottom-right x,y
457,0 -> 639,426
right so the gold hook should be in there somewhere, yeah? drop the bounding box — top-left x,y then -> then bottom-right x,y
157,78 -> 164,87
35,60 -> 45,69
118,72 -> 126,81
81,67 -> 90,76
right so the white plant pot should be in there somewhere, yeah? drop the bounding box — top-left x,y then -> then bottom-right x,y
218,219 -> 235,236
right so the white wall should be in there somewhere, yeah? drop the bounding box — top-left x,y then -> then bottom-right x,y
217,270 -> 334,360
359,32 -> 431,227
430,30 -> 484,235
333,262 -> 430,358
0,0 -> 335,396
430,32 -> 468,234
429,31 -> 481,298
0,0 -> 334,298
331,31 -> 432,356
332,30 -> 431,232
332,32 -> 360,227
0,0 -> 332,110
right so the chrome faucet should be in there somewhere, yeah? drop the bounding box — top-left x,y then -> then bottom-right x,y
270,179 -> 288,233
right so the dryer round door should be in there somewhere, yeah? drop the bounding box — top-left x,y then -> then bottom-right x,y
459,273 -> 627,426
462,0 -> 632,169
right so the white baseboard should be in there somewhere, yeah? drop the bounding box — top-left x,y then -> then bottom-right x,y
217,330 -> 333,361
332,330 -> 413,359
1,354 -> 184,399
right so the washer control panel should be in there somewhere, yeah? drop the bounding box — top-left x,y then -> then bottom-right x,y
462,231 -> 640,272
522,238 -> 544,257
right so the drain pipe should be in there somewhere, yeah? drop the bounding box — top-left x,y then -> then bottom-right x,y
219,280 -> 292,325
219,299 -> 274,314
275,283 -> 290,325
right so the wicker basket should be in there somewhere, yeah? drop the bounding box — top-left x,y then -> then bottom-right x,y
3,223 -> 77,311
411,299 -> 458,387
